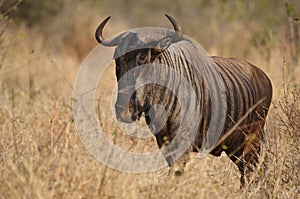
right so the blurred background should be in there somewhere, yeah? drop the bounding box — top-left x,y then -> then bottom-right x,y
0,0 -> 299,198
1,0 -> 299,96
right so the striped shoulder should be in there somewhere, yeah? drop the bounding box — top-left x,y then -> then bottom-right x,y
210,56 -> 261,76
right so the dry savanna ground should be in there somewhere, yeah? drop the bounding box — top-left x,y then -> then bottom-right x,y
0,1 -> 299,198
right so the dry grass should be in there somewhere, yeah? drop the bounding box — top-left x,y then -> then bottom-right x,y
0,1 -> 299,198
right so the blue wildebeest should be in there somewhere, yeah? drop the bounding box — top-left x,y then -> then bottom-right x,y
95,15 -> 272,186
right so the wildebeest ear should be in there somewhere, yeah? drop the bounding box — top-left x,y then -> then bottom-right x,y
155,36 -> 173,53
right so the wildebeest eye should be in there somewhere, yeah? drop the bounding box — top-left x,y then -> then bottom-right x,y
137,53 -> 147,64
139,53 -> 146,60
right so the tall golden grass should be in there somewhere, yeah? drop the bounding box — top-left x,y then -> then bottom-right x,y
0,1 -> 299,198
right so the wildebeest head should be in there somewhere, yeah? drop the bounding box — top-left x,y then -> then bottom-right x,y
95,15 -> 183,123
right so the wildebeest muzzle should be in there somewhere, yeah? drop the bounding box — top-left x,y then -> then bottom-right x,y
115,88 -> 139,123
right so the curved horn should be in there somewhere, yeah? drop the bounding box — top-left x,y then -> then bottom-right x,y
95,16 -> 122,46
165,14 -> 183,38
95,16 -> 111,44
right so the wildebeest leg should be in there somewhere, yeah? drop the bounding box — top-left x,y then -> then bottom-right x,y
229,152 -> 256,187
160,141 -> 190,177
167,152 -> 190,177
238,148 -> 260,187
230,130 -> 263,187
228,152 -> 247,187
